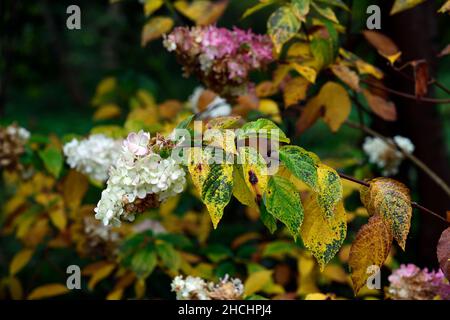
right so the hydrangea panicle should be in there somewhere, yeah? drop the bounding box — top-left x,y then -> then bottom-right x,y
94,131 -> 186,226
163,26 -> 273,100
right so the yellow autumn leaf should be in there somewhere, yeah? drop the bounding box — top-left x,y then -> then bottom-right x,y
10,249 -> 34,276
88,263 -> 116,290
63,169 -> 89,214
355,60 -> 384,79
349,215 -> 392,294
174,0 -> 228,25
49,205 -> 67,232
259,99 -> 281,123
439,0 -> 450,13
134,278 -> 146,299
267,5 -> 301,53
305,293 -> 330,300
92,77 -> 116,106
8,277 -> 23,300
244,270 -> 273,296
203,129 -> 237,155
283,77 -> 310,107
27,284 -> 69,300
291,63 -> 317,83
141,16 -> 174,46
297,252 -> 320,295
106,288 -> 123,300
300,194 -> 347,270
390,0 -> 426,15
232,165 -> 258,208
317,82 -> 351,132
144,0 -> 164,16
93,104 -> 121,121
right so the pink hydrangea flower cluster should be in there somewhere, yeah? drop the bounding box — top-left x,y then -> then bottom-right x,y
387,264 -> 450,300
163,26 -> 273,99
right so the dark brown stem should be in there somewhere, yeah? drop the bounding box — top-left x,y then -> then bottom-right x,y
360,78 -> 450,104
345,120 -> 450,197
338,173 -> 448,224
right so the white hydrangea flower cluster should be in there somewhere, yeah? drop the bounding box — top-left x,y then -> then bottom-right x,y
6,125 -> 30,142
189,86 -> 232,119
63,134 -> 121,182
363,135 -> 415,176
94,130 -> 186,226
171,274 -> 244,300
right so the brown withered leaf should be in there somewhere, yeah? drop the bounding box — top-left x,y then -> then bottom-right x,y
412,60 -> 429,98
349,214 -> 393,294
363,30 -> 402,65
159,100 -> 183,119
330,64 -> 361,92
296,96 -> 323,134
360,178 -> 412,250
437,227 -> 450,280
363,89 -> 397,121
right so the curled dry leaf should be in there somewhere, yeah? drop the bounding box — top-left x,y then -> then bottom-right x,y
360,178 -> 412,250
437,227 -> 450,280
330,64 -> 361,92
363,30 -> 402,65
349,214 -> 393,294
363,89 -> 397,121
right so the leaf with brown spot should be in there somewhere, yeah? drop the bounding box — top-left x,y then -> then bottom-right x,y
283,76 -> 310,107
363,89 -> 397,121
412,60 -> 429,98
349,214 -> 393,294
360,178 -> 412,250
238,147 -> 268,204
363,30 -> 401,65
437,227 -> 450,280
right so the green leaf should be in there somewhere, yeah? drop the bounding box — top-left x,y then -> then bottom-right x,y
203,244 -> 233,263
292,0 -> 311,20
315,0 -> 350,12
237,118 -> 290,143
316,164 -> 343,219
264,175 -> 304,239
262,241 -> 297,258
267,5 -> 301,53
188,148 -> 233,228
131,245 -> 157,279
279,145 -> 320,191
176,114 -> 195,129
156,242 -> 181,272
300,194 -> 347,270
260,202 -> 278,234
311,37 -> 334,68
311,2 -> 339,23
233,164 -> 258,208
242,0 -> 277,19
38,147 -> 63,178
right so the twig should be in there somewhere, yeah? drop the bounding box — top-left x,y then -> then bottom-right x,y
360,78 -> 450,104
345,120 -> 450,197
338,172 -> 449,224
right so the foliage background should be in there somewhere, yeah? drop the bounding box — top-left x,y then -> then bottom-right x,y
0,0 -> 449,299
